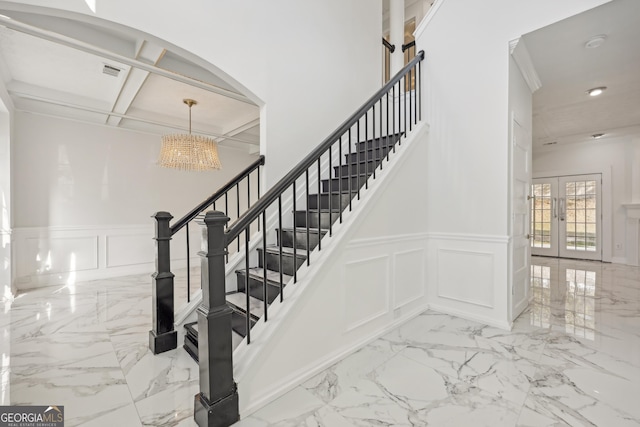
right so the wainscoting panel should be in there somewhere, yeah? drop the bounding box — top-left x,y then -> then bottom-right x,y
23,235 -> 99,274
344,255 -> 390,331
427,233 -> 511,329
106,234 -> 153,268
437,249 -> 494,308
11,224 -> 183,290
393,248 -> 425,309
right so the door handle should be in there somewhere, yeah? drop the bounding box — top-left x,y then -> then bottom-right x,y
559,197 -> 565,221
553,197 -> 557,218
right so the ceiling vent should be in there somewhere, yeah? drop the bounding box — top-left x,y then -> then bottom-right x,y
102,64 -> 121,77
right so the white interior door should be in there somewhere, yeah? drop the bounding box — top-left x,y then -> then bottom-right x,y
531,174 -> 602,261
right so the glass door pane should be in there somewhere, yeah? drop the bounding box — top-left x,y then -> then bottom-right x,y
531,178 -> 558,257
559,174 -> 601,260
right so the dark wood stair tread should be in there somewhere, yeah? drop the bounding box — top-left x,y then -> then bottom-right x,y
226,291 -> 264,319
237,267 -> 293,285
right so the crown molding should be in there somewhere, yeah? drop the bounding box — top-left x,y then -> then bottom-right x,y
510,38 -> 542,93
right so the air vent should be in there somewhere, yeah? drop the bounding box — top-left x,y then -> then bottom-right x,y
542,141 -> 557,146
102,64 -> 121,77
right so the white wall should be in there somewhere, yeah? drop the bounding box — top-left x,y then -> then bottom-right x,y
533,136 -> 640,263
0,93 -> 11,297
0,0 -> 382,189
12,113 -> 257,228
2,0 -> 383,288
416,0 -> 610,327
11,112 -> 258,288
233,123 -> 430,417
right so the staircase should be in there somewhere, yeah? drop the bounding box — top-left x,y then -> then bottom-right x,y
183,134 -> 402,362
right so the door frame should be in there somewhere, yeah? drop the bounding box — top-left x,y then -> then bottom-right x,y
533,167 -> 612,263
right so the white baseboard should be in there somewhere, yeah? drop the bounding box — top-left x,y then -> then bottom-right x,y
428,302 -> 513,331
611,256 -> 628,265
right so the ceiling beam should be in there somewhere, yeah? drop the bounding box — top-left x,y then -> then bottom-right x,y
10,90 -> 259,146
106,40 -> 165,126
0,15 -> 255,105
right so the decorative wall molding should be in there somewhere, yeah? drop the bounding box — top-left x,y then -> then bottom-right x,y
347,232 -> 429,249
510,38 -> 542,93
437,248 -> 495,308
11,224 -> 196,290
344,255 -> 390,332
415,0 -> 447,38
393,248 -> 426,310
427,232 -> 510,329
428,232 -> 509,244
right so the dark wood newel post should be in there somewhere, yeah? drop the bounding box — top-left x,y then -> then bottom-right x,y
194,211 -> 239,427
149,211 -> 178,354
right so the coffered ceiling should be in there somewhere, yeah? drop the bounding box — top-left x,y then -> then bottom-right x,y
0,8 -> 260,149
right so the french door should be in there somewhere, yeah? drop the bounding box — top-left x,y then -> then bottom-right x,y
531,174 -> 602,261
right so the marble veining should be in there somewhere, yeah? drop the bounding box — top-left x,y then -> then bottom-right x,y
1,256 -> 638,426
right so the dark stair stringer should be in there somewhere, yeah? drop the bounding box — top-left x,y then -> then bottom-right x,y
183,133 -> 403,361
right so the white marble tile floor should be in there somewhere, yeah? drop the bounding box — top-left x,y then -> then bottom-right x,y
1,257 -> 638,426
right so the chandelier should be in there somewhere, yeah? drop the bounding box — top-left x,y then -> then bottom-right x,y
158,99 -> 222,171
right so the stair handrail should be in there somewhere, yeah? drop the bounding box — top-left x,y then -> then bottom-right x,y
402,40 -> 416,52
171,155 -> 265,235
227,51 -> 424,242
382,37 -> 395,53
193,51 -> 425,426
149,154 -> 265,356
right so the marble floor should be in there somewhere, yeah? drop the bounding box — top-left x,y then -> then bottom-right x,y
1,257 -> 639,426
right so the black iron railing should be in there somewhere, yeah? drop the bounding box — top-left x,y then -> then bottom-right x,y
402,41 -> 416,92
382,37 -> 395,83
194,52 -> 424,426
149,155 -> 264,355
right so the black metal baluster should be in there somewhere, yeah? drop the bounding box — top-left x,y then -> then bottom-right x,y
357,120 -> 361,199
365,110 -> 369,189
338,137 -> 343,223
257,168 -> 261,232
386,92 -> 390,161
372,103 -> 376,180
245,230 -> 251,344
317,159 -> 321,251
186,223 -> 190,303
348,128 -> 353,211
305,170 -> 310,265
225,193 -> 229,262
329,144 -> 333,236
409,67 -> 413,131
278,196 -> 283,302
393,84 -> 397,153
247,175 -> 250,211
262,212 -> 267,322
404,74 -> 407,142
236,183 -> 240,253
418,60 -> 422,121
292,181 -> 297,284
379,98 -> 383,169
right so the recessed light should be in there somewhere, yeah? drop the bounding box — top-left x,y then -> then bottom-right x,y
592,133 -> 605,139
585,35 -> 607,49
587,87 -> 606,97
